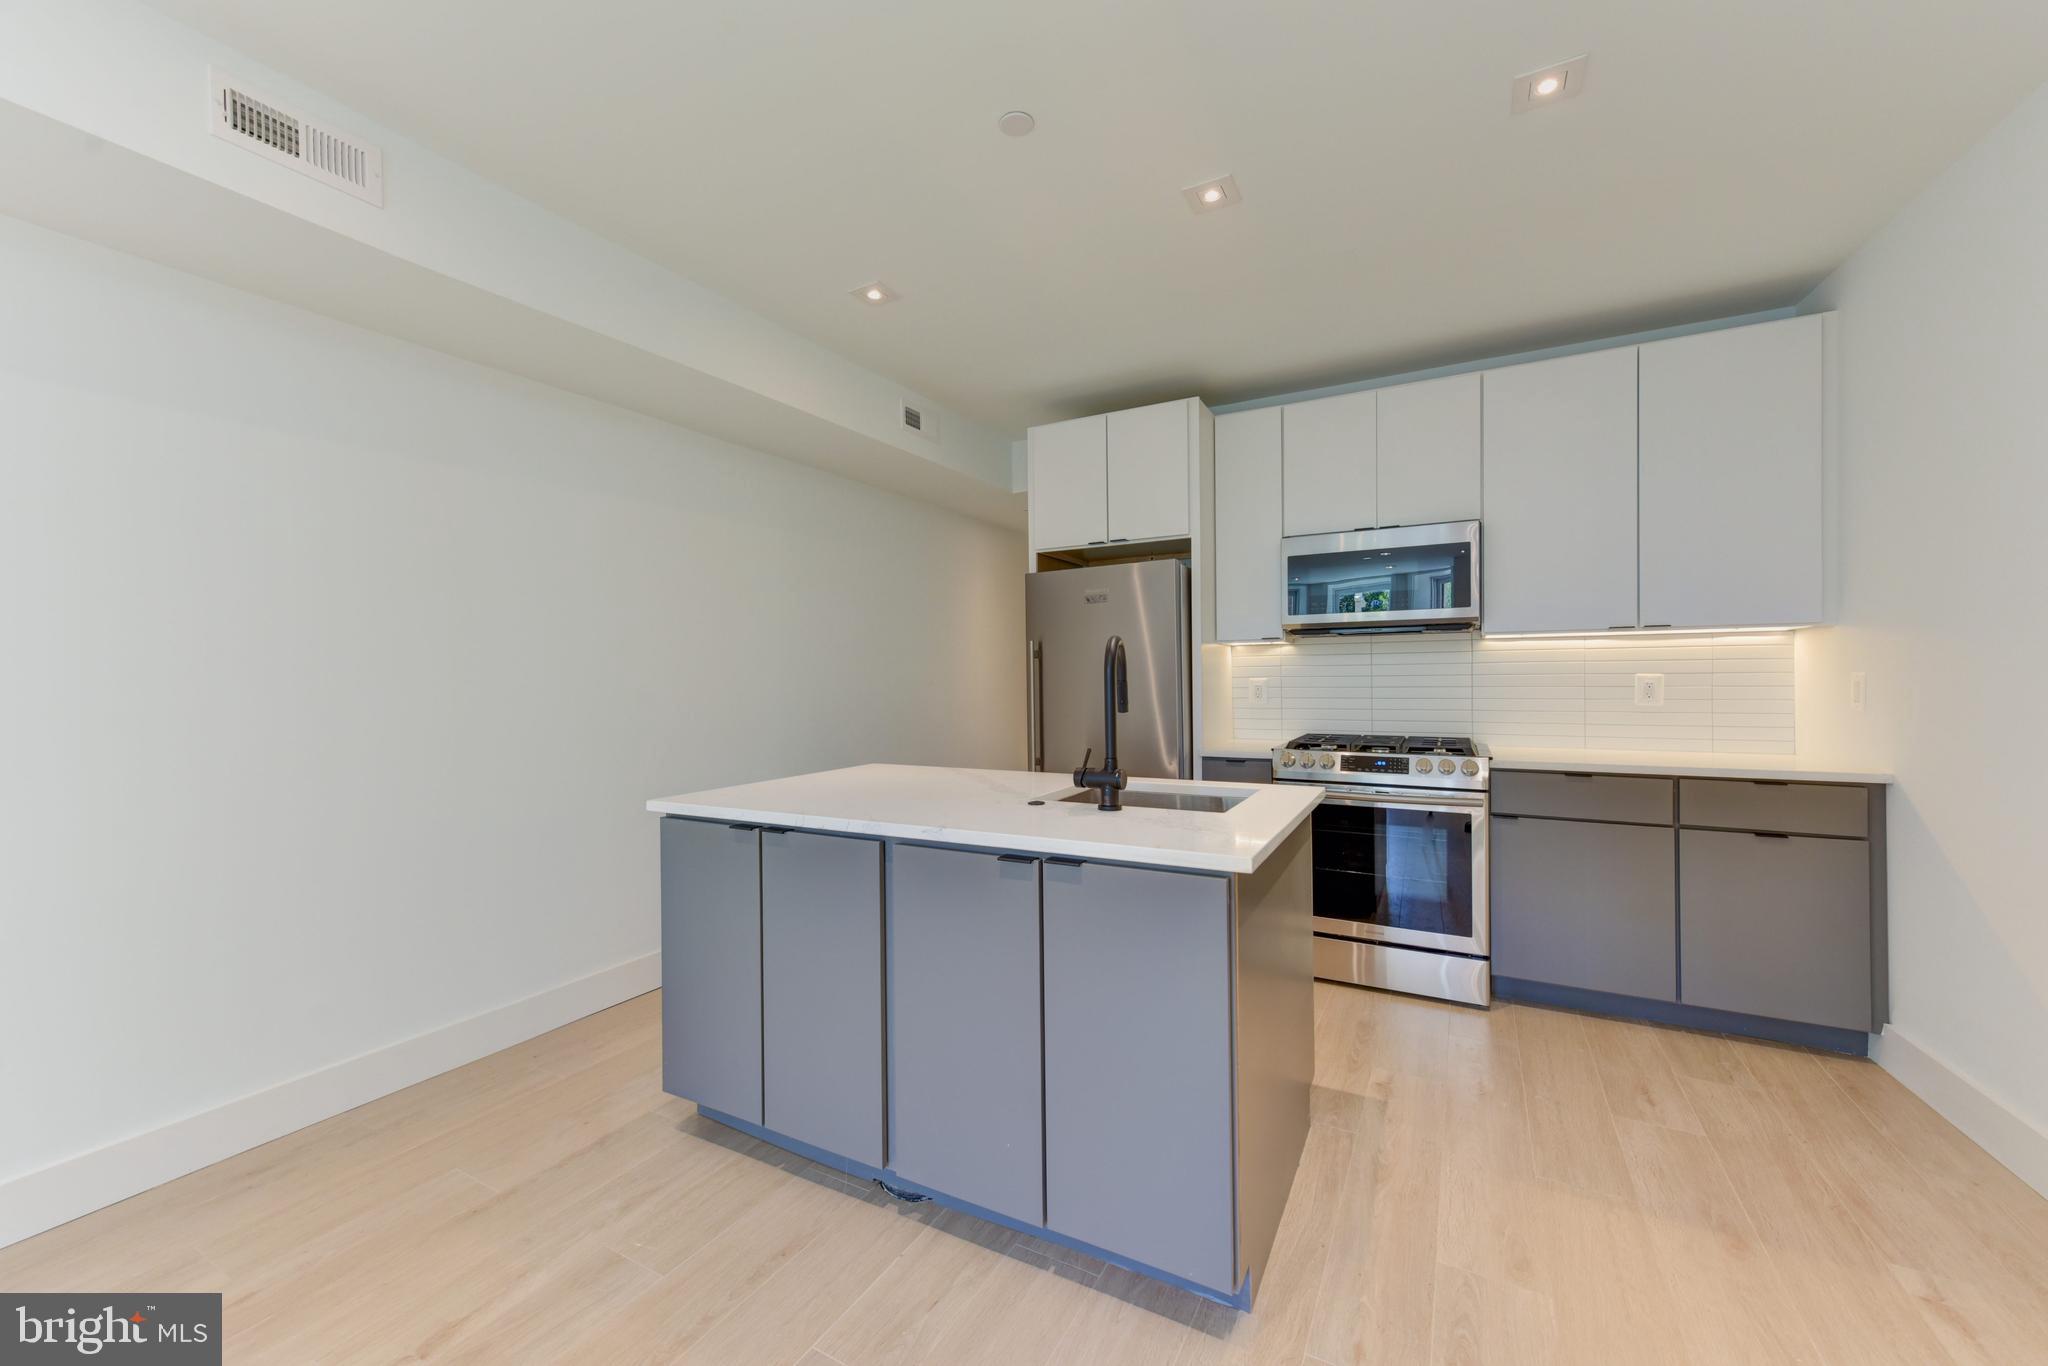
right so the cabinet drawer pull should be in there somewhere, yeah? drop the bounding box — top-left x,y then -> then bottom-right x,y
1751,831 -> 1791,840
1751,780 -> 1790,787
1494,814 -> 1520,821
996,853 -> 1038,865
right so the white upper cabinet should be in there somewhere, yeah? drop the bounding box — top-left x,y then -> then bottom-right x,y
1106,401 -> 1192,544
1281,390 -> 1376,536
1376,372 -> 1481,527
1029,401 -> 1197,553
1482,348 -> 1641,634
1213,407 -> 1284,642
1028,414 -> 1109,551
1639,315 -> 1825,628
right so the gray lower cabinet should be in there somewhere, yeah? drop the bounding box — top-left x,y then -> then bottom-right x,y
1680,829 -> 1872,1030
1043,859 -> 1235,1292
1491,815 -> 1677,1001
660,818 -> 763,1123
1202,756 -> 1274,784
887,845 -> 1043,1224
761,829 -> 885,1166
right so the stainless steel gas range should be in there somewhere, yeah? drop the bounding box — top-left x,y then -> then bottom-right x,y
1272,733 -> 1491,1007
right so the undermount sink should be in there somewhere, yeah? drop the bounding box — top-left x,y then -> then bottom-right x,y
1055,788 -> 1250,814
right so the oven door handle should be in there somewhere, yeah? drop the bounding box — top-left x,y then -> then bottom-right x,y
1317,787 -> 1488,813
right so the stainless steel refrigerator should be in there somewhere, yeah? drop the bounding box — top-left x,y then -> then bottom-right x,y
1025,560 -> 1192,779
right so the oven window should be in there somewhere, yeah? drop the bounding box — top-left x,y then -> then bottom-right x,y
1285,539 -> 1472,616
1311,802 -> 1475,939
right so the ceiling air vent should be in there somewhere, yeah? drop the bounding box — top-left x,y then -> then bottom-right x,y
900,400 -> 938,441
207,69 -> 384,207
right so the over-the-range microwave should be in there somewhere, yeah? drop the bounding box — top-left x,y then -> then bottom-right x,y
1282,520 -> 1480,635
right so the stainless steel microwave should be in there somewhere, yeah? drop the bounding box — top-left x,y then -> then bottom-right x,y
1282,521 -> 1480,633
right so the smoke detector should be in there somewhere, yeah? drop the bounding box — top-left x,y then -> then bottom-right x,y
207,69 -> 384,206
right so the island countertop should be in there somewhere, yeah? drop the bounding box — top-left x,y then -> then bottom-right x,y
645,763 -> 1322,874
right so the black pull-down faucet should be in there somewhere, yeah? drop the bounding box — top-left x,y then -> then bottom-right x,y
1071,636 -> 1130,811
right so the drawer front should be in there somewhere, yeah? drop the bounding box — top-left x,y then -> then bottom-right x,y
1492,770 -> 1673,825
1680,779 -> 1868,838
1202,756 -> 1274,784
1679,829 -> 1872,1030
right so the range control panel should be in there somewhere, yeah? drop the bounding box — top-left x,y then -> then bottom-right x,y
1273,747 -> 1488,791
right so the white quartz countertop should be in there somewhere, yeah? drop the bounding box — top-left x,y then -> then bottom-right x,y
645,764 -> 1322,874
1489,747 -> 1893,784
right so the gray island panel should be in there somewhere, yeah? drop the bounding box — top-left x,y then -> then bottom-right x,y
887,844 -> 1045,1225
761,828 -> 886,1166
1043,858 -> 1236,1293
660,818 -> 763,1124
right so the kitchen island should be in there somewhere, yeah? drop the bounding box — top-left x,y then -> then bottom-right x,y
645,764 -> 1320,1307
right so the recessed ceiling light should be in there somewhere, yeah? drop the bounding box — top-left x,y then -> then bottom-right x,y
997,110 -> 1036,137
1182,174 -> 1242,214
851,281 -> 898,305
1512,54 -> 1589,113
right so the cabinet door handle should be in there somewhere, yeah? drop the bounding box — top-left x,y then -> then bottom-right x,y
996,853 -> 1038,865
760,826 -> 794,835
1608,624 -> 1636,631
726,823 -> 761,832
1494,814 -> 1520,821
1751,780 -> 1790,787
1046,857 -> 1086,868
1109,537 -> 1130,543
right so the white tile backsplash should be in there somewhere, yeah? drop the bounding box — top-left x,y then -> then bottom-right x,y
1229,632 -> 1796,754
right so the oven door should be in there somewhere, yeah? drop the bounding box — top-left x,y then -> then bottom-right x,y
1309,785 -> 1489,955
1282,521 -> 1479,632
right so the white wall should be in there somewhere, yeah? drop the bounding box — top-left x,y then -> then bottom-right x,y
0,215 -> 1023,1230
1798,80 -> 2048,1187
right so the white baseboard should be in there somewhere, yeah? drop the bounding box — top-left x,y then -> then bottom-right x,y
1871,1024 -> 2048,1197
0,952 -> 661,1249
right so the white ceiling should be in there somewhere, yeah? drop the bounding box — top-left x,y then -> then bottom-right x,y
141,0 -> 2048,432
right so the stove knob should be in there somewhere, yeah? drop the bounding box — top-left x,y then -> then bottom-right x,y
1280,751 -> 1296,768
1461,759 -> 1480,776
1415,758 -> 1434,774
1319,754 -> 1336,770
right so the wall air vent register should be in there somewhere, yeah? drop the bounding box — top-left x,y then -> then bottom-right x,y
207,69 -> 384,207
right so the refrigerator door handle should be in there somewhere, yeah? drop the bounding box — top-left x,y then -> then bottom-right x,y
1027,639 -> 1044,771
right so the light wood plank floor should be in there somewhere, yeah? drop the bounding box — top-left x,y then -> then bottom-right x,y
7,985 -> 2046,1364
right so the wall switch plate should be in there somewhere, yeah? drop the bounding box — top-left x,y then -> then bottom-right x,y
1850,671 -> 1867,711
1249,677 -> 1269,705
1635,672 -> 1665,707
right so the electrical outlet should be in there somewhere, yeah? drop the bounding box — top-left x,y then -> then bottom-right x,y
1850,671 -> 1867,712
1635,672 -> 1665,707
1249,677 -> 1269,705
